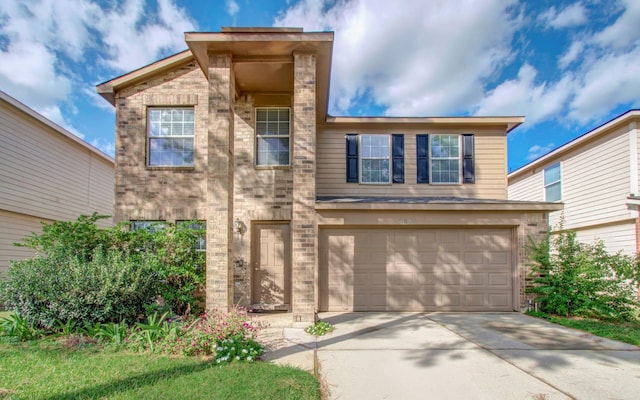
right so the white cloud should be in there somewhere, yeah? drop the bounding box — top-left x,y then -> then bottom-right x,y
275,0 -> 522,116
593,0 -> 640,49
558,40 -> 584,69
97,0 -> 197,72
474,64 -> 574,125
539,2 -> 588,29
91,138 -> 116,158
226,0 -> 240,17
568,45 -> 640,123
527,143 -> 555,161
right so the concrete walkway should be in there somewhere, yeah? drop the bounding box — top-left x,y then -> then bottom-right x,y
254,312 -> 640,400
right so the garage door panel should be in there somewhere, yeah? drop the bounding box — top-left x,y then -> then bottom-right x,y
319,228 -> 513,312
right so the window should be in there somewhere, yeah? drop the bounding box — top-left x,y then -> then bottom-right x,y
179,221 -> 206,252
256,108 -> 290,166
544,163 -> 561,202
147,108 -> 194,167
430,135 -> 461,184
360,135 -> 391,184
131,221 -> 166,233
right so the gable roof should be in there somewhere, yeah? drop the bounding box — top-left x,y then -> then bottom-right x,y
0,90 -> 114,164
96,50 -> 194,105
508,109 -> 640,181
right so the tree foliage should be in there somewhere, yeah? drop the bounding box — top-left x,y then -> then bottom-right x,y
527,230 -> 640,321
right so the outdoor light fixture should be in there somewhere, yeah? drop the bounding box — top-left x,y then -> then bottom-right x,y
233,219 -> 246,236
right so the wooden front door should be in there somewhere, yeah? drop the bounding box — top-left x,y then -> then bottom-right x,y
252,223 -> 291,307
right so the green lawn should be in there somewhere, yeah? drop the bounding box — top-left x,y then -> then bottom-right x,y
528,311 -> 640,346
0,341 -> 321,400
0,311 -> 11,319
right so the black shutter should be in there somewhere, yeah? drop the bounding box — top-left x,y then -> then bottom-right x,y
346,134 -> 359,183
416,134 -> 429,183
462,134 -> 475,183
392,134 -> 404,183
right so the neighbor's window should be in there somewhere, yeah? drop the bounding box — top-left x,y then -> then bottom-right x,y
148,108 -> 194,167
360,135 -> 391,184
256,108 -> 290,166
544,162 -> 561,202
431,135 -> 460,184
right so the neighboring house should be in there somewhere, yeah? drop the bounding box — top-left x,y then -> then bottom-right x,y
509,110 -> 640,256
97,27 -> 560,322
0,90 -> 114,275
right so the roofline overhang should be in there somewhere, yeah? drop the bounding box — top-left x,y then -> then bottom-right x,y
96,50 -> 194,105
185,30 -> 334,122
315,200 -> 563,212
323,116 -> 524,132
0,90 -> 114,164
509,109 -> 640,181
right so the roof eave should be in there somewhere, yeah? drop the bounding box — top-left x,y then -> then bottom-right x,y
509,109 -> 640,181
95,50 -> 194,106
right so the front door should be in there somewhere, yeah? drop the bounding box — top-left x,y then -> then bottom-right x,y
252,223 -> 291,308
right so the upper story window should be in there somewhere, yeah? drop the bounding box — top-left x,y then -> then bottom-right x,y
360,135 -> 391,184
544,162 -> 561,202
147,108 -> 194,167
256,108 -> 290,166
430,135 -> 461,184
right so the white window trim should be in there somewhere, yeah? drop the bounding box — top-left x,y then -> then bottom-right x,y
255,107 -> 291,166
544,162 -> 562,202
147,107 -> 195,167
359,134 -> 392,185
430,134 -> 461,185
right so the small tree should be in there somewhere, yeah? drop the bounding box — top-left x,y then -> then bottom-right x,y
527,230 -> 639,321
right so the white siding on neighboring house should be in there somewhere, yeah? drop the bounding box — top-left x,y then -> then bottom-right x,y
509,111 -> 640,256
574,222 -> 636,255
0,91 -> 114,275
508,172 -> 544,202
553,126 -> 630,230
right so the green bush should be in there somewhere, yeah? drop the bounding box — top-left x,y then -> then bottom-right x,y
0,248 -> 159,330
0,214 -> 206,330
527,230 -> 640,321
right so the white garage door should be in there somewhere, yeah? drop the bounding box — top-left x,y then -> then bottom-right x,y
319,228 -> 514,311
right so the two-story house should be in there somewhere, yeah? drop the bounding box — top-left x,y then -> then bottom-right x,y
0,90 -> 114,276
509,110 -> 640,256
97,28 -> 561,322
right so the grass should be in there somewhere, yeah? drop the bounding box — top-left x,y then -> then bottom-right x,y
528,311 -> 640,346
0,341 -> 321,400
0,311 -> 11,319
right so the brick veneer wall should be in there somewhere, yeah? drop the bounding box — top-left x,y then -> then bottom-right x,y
291,53 -> 318,323
114,62 -> 209,223
206,53 -> 235,311
232,96 -> 294,306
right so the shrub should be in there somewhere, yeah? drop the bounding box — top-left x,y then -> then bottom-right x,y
527,230 -> 640,321
0,214 -> 206,329
0,313 -> 43,341
305,321 -> 335,336
214,334 -> 264,364
0,248 -> 160,330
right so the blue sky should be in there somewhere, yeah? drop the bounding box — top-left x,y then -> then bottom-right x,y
1,0 -> 639,171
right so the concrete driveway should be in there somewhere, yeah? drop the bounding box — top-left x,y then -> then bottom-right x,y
313,312 -> 640,400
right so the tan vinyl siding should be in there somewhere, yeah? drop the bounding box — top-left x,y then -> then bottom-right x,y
552,126 -> 630,230
0,102 -> 114,224
574,221 -> 636,255
317,127 -> 508,199
0,210 -> 50,274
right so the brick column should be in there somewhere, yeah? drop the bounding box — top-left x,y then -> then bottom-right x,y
291,52 -> 317,323
206,53 -> 234,311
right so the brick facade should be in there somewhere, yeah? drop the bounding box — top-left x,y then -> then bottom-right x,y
114,63 -> 209,223
291,53 -> 318,322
